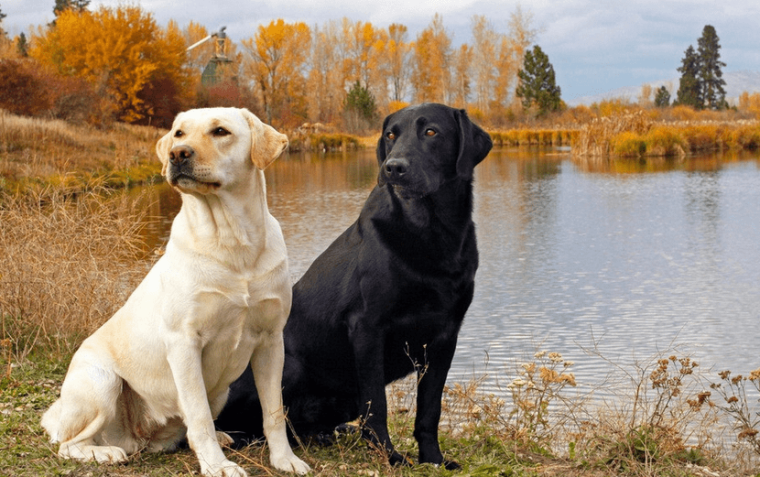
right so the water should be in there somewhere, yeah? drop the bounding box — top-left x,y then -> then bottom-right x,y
135,148 -> 760,398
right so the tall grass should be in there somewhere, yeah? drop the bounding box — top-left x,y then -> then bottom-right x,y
0,109 -> 163,196
573,110 -> 760,159
0,188 -> 150,362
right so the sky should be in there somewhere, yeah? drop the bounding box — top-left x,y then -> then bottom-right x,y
3,0 -> 760,102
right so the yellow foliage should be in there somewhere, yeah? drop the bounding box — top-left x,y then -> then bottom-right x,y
30,5 -> 188,123
241,19 -> 311,126
738,92 -> 760,119
388,101 -> 410,113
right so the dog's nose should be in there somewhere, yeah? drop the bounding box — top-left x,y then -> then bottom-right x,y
383,158 -> 408,180
169,145 -> 195,166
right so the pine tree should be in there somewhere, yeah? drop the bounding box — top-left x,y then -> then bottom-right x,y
16,32 -> 29,57
654,86 -> 670,108
675,45 -> 700,108
697,25 -> 727,110
515,45 -> 561,116
0,4 -> 7,37
54,0 -> 90,17
343,80 -> 377,133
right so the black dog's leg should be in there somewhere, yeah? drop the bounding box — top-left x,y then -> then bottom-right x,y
414,339 -> 461,470
350,326 -> 411,466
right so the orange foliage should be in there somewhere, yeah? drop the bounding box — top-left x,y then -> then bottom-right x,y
30,5 -> 189,124
738,92 -> 760,119
241,19 -> 311,127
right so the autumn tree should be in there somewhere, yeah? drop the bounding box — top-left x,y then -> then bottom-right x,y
306,21 -> 344,124
410,14 -> 452,104
451,44 -> 472,109
387,23 -> 410,104
339,20 -> 389,114
503,4 -> 539,100
470,15 -> 497,114
31,5 -> 190,123
515,45 -> 561,116
242,19 -> 311,127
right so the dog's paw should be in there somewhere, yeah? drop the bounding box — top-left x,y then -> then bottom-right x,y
388,451 -> 413,467
201,459 -> 247,477
271,453 -> 311,475
59,443 -> 128,464
441,459 -> 461,470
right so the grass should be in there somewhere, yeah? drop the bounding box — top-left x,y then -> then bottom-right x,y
0,109 -> 163,197
573,110 -> 760,159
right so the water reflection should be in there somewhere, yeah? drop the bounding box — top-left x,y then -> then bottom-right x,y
131,148 -> 760,399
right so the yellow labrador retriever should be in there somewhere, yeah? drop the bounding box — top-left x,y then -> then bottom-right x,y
41,108 -> 310,477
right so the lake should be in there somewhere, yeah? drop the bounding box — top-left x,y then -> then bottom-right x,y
136,147 -> 760,399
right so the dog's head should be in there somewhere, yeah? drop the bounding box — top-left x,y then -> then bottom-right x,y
375,103 -> 492,198
156,108 -> 288,195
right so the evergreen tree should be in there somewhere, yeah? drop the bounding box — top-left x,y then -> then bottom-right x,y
0,4 -> 7,37
515,45 -> 561,116
53,0 -> 90,17
16,32 -> 28,57
697,25 -> 727,110
675,45 -> 701,108
344,80 -> 377,132
654,86 -> 670,108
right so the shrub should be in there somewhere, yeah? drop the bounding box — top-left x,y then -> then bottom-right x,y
644,126 -> 687,156
611,131 -> 646,156
0,59 -> 52,116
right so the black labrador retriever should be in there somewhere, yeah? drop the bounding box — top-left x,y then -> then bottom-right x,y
216,103 -> 492,468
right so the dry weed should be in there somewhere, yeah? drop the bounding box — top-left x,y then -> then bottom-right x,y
0,187 -> 152,362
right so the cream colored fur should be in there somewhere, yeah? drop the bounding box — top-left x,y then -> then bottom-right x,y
41,107 -> 310,477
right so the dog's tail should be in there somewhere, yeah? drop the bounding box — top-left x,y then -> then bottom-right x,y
41,400 -> 63,443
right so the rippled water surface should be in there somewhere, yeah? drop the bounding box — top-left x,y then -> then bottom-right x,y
137,148 -> 760,397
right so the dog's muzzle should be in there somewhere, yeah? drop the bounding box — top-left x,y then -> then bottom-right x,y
168,145 -> 197,185
382,157 -> 409,184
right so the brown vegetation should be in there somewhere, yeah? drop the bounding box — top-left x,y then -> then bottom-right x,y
0,188 -> 150,362
0,109 -> 163,196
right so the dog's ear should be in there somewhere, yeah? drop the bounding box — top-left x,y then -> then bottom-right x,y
455,108 -> 493,180
242,109 -> 288,170
376,112 -> 394,185
155,129 -> 174,177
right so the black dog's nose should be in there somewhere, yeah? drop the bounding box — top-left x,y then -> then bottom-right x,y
169,145 -> 195,166
383,158 -> 408,180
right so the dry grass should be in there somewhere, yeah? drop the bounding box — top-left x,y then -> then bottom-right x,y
0,187 -> 151,362
0,109 -> 163,196
573,109 -> 760,159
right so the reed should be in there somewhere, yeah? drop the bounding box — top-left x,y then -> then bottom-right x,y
574,110 -> 760,159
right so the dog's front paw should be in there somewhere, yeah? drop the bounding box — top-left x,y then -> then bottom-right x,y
202,459 -> 247,477
271,453 -> 311,475
59,443 -> 128,464
388,451 -> 413,467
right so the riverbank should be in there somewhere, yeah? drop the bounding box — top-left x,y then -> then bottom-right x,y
4,108 -> 760,199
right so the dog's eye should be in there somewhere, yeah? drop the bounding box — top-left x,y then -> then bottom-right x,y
425,128 -> 437,137
386,131 -> 396,140
174,130 -> 184,137
213,127 -> 230,137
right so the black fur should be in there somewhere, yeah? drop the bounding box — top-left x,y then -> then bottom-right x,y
216,103 -> 492,468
